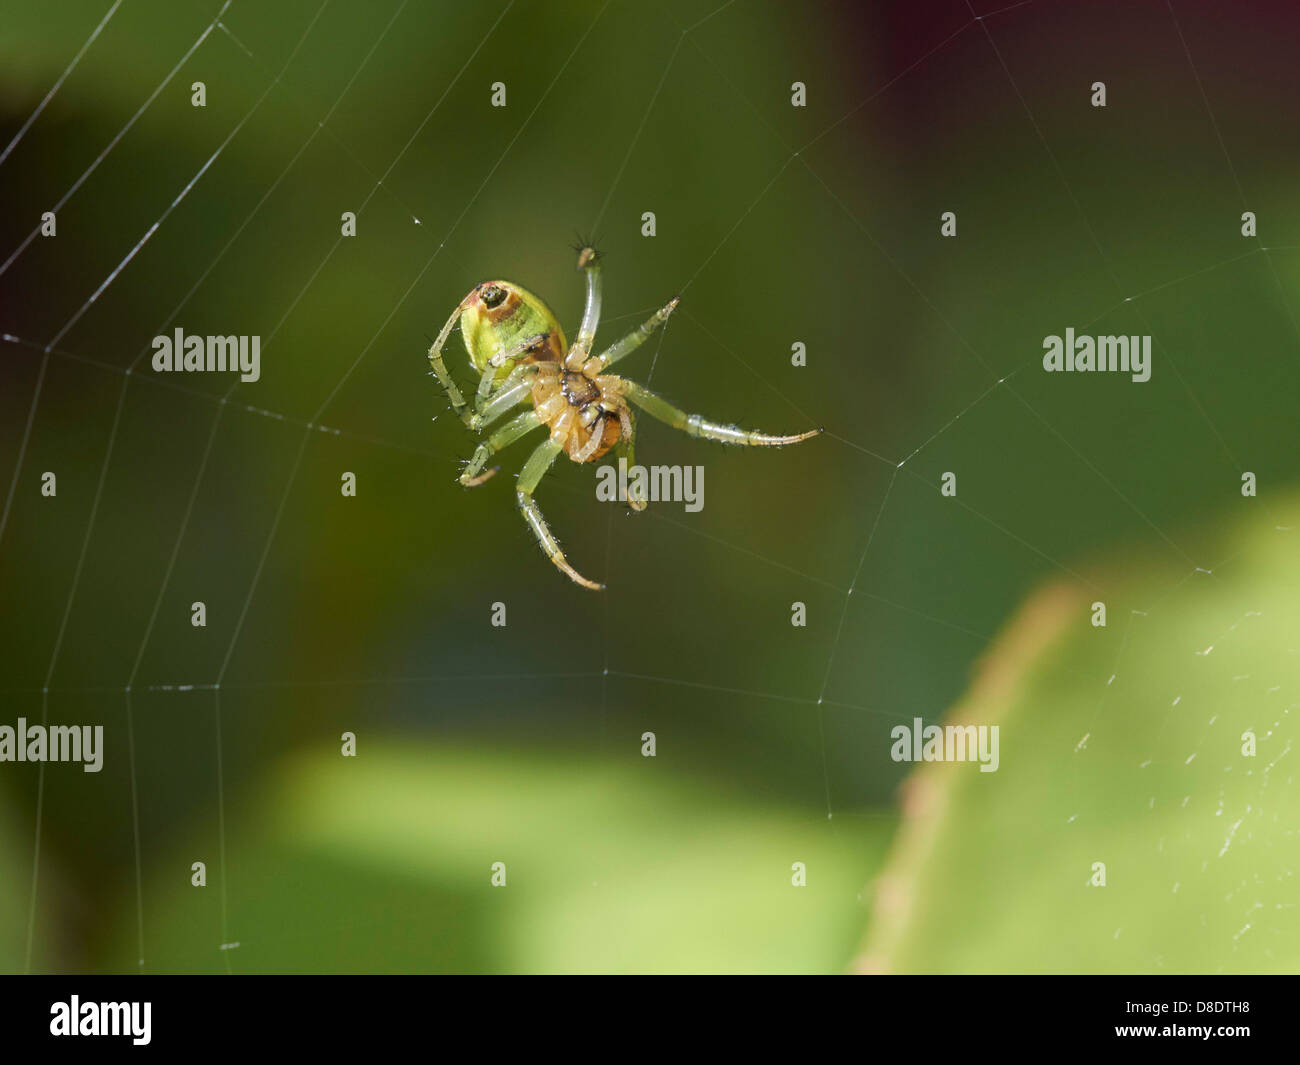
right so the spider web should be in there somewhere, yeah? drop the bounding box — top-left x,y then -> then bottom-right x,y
0,0 -> 1297,973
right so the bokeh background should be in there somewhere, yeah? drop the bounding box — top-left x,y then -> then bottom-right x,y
1,0 -> 1297,973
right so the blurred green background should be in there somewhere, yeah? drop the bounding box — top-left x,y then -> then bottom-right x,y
0,0 -> 1297,973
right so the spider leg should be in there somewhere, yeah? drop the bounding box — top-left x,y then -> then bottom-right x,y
516,438 -> 604,590
566,246 -> 602,369
595,296 -> 679,370
468,366 -> 539,432
475,333 -> 546,408
620,380 -> 822,446
427,294 -> 476,424
460,410 -> 544,487
614,406 -> 647,511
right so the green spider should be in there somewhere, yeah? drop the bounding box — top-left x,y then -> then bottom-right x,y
427,245 -> 822,590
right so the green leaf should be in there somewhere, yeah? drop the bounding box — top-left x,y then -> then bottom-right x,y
860,501 -> 1299,973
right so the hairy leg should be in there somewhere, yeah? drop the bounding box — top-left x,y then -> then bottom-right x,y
516,438 -> 603,590
614,406 -> 646,510
619,380 -> 822,446
468,365 -> 539,431
566,246 -> 603,369
460,410 -> 543,487
427,294 -> 475,423
596,296 -> 679,370
475,333 -> 547,408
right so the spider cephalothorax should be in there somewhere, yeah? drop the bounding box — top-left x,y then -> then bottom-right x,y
427,247 -> 821,589
531,365 -> 626,464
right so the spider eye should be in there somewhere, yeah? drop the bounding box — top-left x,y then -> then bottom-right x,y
480,285 -> 507,309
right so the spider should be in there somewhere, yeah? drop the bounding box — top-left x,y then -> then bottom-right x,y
426,245 -> 822,590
